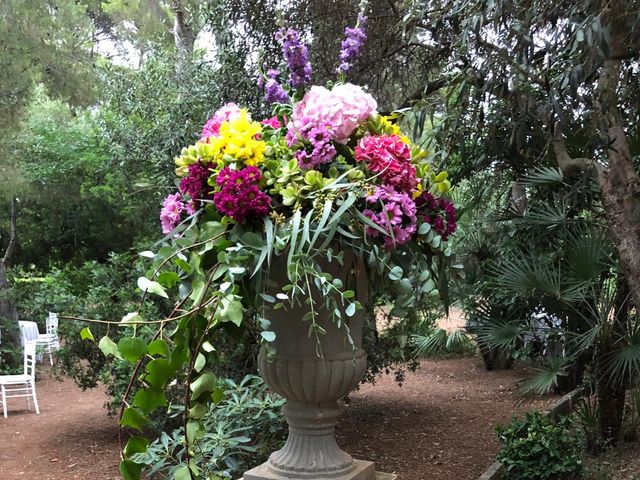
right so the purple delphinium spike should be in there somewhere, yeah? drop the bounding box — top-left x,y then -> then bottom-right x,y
275,28 -> 312,89
262,69 -> 290,104
337,10 -> 368,76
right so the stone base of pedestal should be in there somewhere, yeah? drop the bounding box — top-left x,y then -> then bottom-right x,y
242,459 -> 392,480
241,469 -> 396,480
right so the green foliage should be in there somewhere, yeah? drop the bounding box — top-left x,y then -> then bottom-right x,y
0,314 -> 21,373
496,412 -> 585,480
0,0 -> 99,129
11,253 -> 168,411
411,327 -> 475,358
133,375 -> 286,479
2,91 -> 151,265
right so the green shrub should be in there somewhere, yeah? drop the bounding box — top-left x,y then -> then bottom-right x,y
0,314 -> 21,373
133,375 -> 286,479
496,411 -> 584,480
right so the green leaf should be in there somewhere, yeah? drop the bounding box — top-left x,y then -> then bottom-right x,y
188,403 -> 208,419
157,271 -> 180,288
133,387 -> 167,413
145,358 -> 174,388
98,336 -> 122,359
121,312 -> 142,324
119,460 -> 143,480
147,339 -> 169,357
388,266 -> 403,281
137,277 -> 169,298
260,293 -> 275,303
80,327 -> 94,341
120,407 -> 148,431
212,387 -> 225,404
346,303 -> 356,317
194,352 -> 206,372
174,466 -> 191,480
118,337 -> 148,364
220,298 -> 243,326
261,331 -> 276,342
418,222 -> 431,235
190,372 -> 216,400
123,436 -> 149,458
189,278 -> 206,304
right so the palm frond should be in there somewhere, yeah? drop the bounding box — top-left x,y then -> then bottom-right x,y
604,325 -> 640,384
524,201 -> 568,226
411,328 -> 448,357
519,356 -> 571,396
518,166 -> 564,187
564,226 -> 612,284
476,320 -> 524,353
411,328 -> 473,358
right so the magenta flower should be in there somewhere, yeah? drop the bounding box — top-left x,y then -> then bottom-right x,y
355,134 -> 418,193
261,116 -> 282,129
415,192 -> 457,241
363,186 -> 417,249
179,161 -> 213,208
160,193 -> 185,234
214,166 -> 271,222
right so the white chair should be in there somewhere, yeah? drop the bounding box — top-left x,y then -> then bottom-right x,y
0,341 -> 40,418
45,312 -> 60,351
18,320 -> 58,365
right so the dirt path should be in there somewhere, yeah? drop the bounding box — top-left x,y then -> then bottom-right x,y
0,358 -> 554,480
0,372 -> 120,479
338,357 -> 554,479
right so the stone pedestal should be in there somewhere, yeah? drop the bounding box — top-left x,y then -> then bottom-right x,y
242,255 -> 385,480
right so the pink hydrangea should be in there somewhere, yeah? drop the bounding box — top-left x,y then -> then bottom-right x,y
363,186 -> 417,249
288,83 -> 377,145
355,134 -> 418,193
201,103 -> 242,140
214,166 -> 271,222
160,193 -> 184,234
331,83 -> 377,140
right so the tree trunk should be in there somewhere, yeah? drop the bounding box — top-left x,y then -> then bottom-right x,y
596,273 -> 630,446
0,197 -> 17,322
172,0 -> 195,66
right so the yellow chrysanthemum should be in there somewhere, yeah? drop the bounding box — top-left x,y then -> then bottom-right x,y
215,110 -> 266,166
413,183 -> 424,199
379,115 -> 411,145
175,110 -> 267,174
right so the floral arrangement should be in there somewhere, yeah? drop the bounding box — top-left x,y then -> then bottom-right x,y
91,4 -> 456,479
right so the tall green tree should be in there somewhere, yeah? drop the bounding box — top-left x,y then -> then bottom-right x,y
398,0 -> 640,307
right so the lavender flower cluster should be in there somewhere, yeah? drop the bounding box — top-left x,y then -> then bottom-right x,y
257,69 -> 290,105
276,28 -> 313,89
337,13 -> 367,75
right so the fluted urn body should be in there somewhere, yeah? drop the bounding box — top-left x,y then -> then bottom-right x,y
243,254 -> 376,480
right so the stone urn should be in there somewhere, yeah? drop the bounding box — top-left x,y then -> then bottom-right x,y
243,253 -> 378,480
